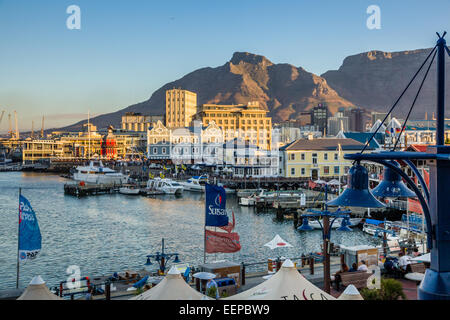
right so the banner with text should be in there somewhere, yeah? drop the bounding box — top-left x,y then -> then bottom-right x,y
18,195 -> 42,263
205,184 -> 229,227
205,229 -> 241,253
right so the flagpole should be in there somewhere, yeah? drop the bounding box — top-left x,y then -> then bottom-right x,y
16,187 -> 21,289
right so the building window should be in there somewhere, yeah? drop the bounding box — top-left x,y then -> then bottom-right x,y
162,147 -> 166,154
301,168 -> 305,175
324,166 -> 329,174
324,153 -> 328,161
301,153 -> 305,160
334,153 -> 338,161
290,154 -> 295,161
153,147 -> 157,154
291,168 -> 295,175
334,166 -> 339,174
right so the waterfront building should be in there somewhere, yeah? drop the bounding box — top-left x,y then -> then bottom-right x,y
121,112 -> 164,132
22,139 -> 65,164
371,111 -> 391,127
192,101 -> 272,150
165,89 -> 198,128
310,103 -> 329,134
279,137 -> 374,179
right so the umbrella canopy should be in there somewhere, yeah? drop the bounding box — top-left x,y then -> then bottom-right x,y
225,259 -> 335,300
327,179 -> 341,186
410,253 -> 431,263
193,272 -> 217,280
314,179 -> 327,185
17,276 -> 62,300
264,235 -> 293,250
131,266 -> 210,300
337,284 -> 364,300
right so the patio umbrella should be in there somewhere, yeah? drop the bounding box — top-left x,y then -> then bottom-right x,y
17,276 -> 62,300
314,179 -> 327,185
193,272 -> 217,280
410,253 -> 430,263
337,284 -> 364,300
327,179 -> 340,186
263,234 -> 293,250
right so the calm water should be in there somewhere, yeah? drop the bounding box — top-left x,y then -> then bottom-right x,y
0,172 -> 380,289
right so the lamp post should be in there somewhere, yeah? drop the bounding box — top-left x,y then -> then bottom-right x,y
298,184 -> 352,294
145,238 -> 180,275
329,33 -> 450,300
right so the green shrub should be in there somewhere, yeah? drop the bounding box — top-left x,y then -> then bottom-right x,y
361,278 -> 407,300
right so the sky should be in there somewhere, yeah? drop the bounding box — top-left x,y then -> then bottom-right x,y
1,0 -> 450,132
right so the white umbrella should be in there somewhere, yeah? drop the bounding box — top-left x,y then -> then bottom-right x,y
327,179 -> 340,186
410,253 -> 430,263
338,284 -> 364,300
17,276 -> 62,300
131,266 -> 210,300
314,179 -> 327,184
225,259 -> 335,300
193,272 -> 217,280
264,234 -> 293,250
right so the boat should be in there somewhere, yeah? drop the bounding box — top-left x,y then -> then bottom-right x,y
309,218 -> 362,229
179,176 -> 207,192
119,185 -> 141,195
146,178 -> 184,195
237,189 -> 261,198
73,161 -> 129,185
239,193 -> 258,206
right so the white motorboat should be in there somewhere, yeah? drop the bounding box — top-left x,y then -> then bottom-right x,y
239,194 -> 257,206
119,186 -> 140,195
147,178 -> 184,195
309,218 -> 362,229
73,161 -> 128,185
180,176 -> 207,192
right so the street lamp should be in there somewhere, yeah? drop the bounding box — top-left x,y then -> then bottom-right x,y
145,238 -> 181,275
328,33 -> 450,300
298,184 -> 352,294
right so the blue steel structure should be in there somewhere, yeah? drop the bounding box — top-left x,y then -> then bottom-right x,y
329,33 -> 450,300
298,185 -> 352,293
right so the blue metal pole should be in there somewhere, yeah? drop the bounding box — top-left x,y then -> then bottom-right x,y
419,33 -> 450,300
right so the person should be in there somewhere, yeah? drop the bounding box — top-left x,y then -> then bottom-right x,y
357,260 -> 369,272
85,287 -> 93,300
413,248 -> 421,257
333,263 -> 349,290
349,263 -> 358,272
398,252 -> 411,274
206,278 -> 219,299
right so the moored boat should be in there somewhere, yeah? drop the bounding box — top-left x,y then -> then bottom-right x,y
73,161 -> 128,185
147,178 -> 184,195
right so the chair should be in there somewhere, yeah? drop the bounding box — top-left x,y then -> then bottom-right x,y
183,267 -> 191,283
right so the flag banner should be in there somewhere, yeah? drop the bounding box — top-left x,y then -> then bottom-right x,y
219,211 -> 236,233
205,229 -> 241,253
205,184 -> 229,227
18,195 -> 42,263
407,198 -> 423,214
308,180 -> 317,189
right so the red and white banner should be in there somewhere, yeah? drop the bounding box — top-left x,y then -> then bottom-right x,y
407,198 -> 423,214
205,229 -> 241,254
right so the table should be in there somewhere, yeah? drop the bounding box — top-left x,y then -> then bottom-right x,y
405,272 -> 425,285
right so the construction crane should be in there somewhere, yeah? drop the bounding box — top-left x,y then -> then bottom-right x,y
14,111 -> 19,140
8,113 -> 12,138
40,116 -> 44,138
0,110 -> 4,126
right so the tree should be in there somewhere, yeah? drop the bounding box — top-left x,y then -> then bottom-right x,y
361,278 -> 407,300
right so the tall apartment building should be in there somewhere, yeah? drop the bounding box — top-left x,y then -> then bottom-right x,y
192,101 -> 273,150
165,89 -> 198,128
121,113 -> 164,132
344,107 -> 365,132
311,103 -> 329,134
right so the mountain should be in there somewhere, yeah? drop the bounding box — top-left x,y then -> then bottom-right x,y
321,48 -> 450,118
61,52 -> 354,131
62,48 -> 447,131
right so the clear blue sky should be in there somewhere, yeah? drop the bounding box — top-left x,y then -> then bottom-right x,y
1,0 -> 449,131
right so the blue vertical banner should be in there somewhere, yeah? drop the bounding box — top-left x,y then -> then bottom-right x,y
18,195 -> 42,263
205,184 -> 229,227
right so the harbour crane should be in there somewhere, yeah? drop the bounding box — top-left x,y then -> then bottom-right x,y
14,111 -> 19,140
8,113 -> 12,138
0,110 -> 5,126
41,116 -> 44,138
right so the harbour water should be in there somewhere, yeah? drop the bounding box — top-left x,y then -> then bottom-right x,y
0,172 -> 380,289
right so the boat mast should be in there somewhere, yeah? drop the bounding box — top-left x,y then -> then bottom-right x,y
88,110 -> 91,160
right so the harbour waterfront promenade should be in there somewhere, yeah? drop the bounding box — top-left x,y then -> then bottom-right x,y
0,171 -> 379,293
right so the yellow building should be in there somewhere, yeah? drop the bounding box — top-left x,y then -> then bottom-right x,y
280,138 -> 373,179
192,101 -> 272,150
121,112 -> 164,132
165,89 -> 198,128
22,139 -> 65,163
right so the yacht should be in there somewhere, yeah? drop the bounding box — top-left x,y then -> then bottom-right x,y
147,178 -> 184,195
72,161 -> 129,185
180,176 -> 207,192
119,185 -> 141,195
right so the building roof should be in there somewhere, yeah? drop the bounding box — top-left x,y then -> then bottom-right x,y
282,138 -> 373,151
406,144 -> 429,152
342,132 -> 382,149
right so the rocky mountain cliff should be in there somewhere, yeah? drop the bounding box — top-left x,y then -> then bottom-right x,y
63,48 -> 446,131
321,48 -> 449,118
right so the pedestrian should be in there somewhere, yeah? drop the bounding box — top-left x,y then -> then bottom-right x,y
357,260 -> 369,272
